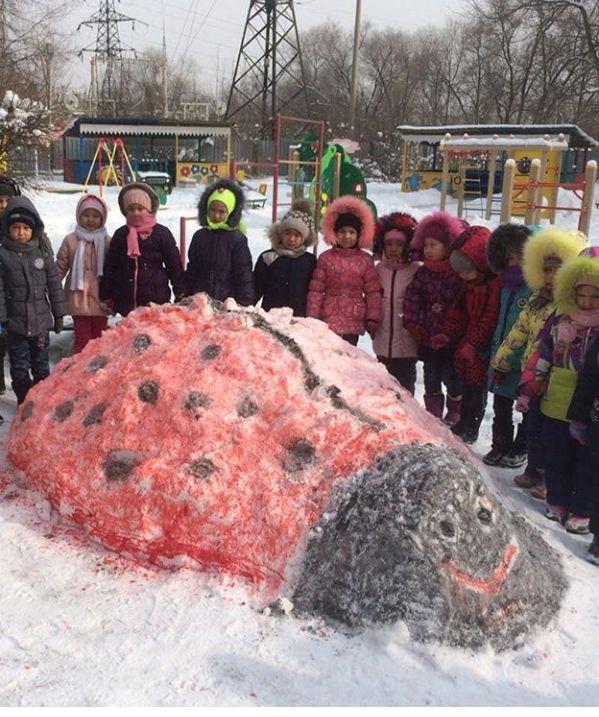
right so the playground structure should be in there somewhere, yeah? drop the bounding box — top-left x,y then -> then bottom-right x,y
499,157 -> 597,235
82,137 -> 136,195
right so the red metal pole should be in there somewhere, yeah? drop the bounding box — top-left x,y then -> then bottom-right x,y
179,216 -> 186,267
272,112 -> 281,223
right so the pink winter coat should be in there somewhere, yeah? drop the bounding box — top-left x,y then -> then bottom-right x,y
307,247 -> 382,335
56,232 -> 111,317
373,258 -> 421,359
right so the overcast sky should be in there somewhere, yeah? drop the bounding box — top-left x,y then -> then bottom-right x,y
67,0 -> 465,93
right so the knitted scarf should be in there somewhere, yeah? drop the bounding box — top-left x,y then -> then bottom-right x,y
126,211 -> 157,258
71,225 -> 107,291
381,257 -> 410,271
423,258 -> 452,273
557,309 -> 599,343
501,265 -> 525,291
2,236 -> 40,253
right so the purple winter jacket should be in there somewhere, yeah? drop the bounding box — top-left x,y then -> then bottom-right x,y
185,228 -> 254,306
100,224 -> 185,317
402,260 -> 463,346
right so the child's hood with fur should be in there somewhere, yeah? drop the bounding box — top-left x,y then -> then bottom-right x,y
411,211 -> 466,252
523,227 -> 588,291
322,195 -> 375,249
486,223 -> 531,274
554,253 -> 599,314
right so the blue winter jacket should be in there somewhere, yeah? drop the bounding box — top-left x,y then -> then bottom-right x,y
488,282 -> 531,398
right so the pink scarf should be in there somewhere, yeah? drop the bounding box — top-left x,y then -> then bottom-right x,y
381,257 -> 410,271
126,211 -> 157,258
557,308 -> 599,343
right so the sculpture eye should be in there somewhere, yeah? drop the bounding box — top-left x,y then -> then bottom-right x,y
440,520 -> 455,537
478,508 -> 492,525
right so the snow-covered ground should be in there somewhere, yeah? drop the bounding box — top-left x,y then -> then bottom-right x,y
0,181 -> 598,706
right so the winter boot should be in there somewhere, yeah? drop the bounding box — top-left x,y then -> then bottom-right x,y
587,535 -> 599,565
424,394 -> 444,420
500,450 -> 528,469
443,395 -> 462,428
460,386 -> 486,445
513,471 -> 541,489
545,504 -> 567,523
564,515 -> 590,535
529,480 -> 547,501
12,379 -> 32,405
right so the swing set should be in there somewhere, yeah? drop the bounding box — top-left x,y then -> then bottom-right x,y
82,137 -> 137,197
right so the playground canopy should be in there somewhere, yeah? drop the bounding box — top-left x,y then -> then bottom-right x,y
61,116 -> 233,186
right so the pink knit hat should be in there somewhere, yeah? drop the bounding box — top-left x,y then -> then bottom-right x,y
411,211 -> 467,252
121,187 -> 153,213
76,194 -> 107,225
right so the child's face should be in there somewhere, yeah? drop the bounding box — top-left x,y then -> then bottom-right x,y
126,203 -> 148,219
0,197 -> 9,214
281,228 -> 303,250
575,284 -> 599,310
384,237 -> 407,261
208,200 -> 228,224
507,251 -> 523,267
335,226 -> 359,248
80,208 -> 103,231
543,264 -> 559,290
9,222 -> 33,243
458,269 -> 479,283
423,237 -> 448,262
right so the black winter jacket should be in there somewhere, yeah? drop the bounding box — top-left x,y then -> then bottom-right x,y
254,250 -> 316,317
567,336 -> 599,464
0,196 -> 67,336
100,223 -> 185,317
185,228 -> 254,306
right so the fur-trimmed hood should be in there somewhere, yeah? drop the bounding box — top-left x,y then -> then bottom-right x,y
198,178 -> 244,229
118,182 -> 159,216
451,225 -> 492,273
373,212 -> 417,258
411,211 -> 465,252
486,223 -> 531,274
554,254 -> 599,313
267,198 -> 316,249
523,227 -> 588,291
322,195 -> 375,249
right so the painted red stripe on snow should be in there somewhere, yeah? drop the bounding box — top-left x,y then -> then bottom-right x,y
445,542 -> 518,595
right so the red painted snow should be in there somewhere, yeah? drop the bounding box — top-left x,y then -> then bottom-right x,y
8,294 -> 463,596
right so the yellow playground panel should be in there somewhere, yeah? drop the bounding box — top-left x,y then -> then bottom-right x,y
176,162 -> 230,185
398,124 -> 597,220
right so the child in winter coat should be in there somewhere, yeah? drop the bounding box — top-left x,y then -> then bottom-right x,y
306,196 -> 381,346
433,226 -> 500,443
0,196 -> 67,405
254,199 -> 316,317
517,248 -> 599,534
403,211 -> 465,423
100,183 -> 185,317
483,224 -> 532,467
56,194 -> 111,354
185,179 -> 254,306
568,326 -> 599,564
372,212 -> 420,394
492,228 -> 586,496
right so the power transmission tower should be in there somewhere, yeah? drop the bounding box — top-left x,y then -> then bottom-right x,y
225,0 -> 310,137
78,0 -> 139,116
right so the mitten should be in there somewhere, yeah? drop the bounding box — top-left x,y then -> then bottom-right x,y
53,317 -> 64,334
430,333 -> 450,350
569,421 -> 588,446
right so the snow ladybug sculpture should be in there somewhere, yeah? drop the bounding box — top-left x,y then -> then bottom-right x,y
8,294 -> 566,650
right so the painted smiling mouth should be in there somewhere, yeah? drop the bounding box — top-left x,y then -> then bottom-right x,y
444,541 -> 519,596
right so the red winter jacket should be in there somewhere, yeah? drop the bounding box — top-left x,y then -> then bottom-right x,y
441,226 -> 501,386
307,247 -> 382,336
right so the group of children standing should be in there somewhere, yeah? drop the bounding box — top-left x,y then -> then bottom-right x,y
0,175 -> 597,565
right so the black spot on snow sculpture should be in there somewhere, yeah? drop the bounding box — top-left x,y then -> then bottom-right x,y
54,400 -> 74,422
103,451 -> 142,483
138,380 -> 159,404
83,403 -> 106,427
185,391 -> 211,412
237,396 -> 259,418
133,334 -> 152,354
201,344 -> 221,361
293,443 -> 567,651
20,401 -> 34,422
282,438 -> 316,473
86,355 -> 108,373
187,458 -> 216,480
